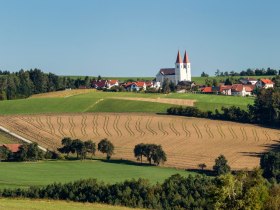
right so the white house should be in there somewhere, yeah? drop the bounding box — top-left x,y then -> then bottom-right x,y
156,50 -> 191,85
256,79 -> 274,89
240,78 -> 258,85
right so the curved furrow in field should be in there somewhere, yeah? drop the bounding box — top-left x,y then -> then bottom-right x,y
169,121 -> 180,136
113,115 -> 122,137
103,116 -> 112,137
182,121 -> 191,137
135,117 -> 145,136
204,124 -> 214,139
145,118 -> 157,136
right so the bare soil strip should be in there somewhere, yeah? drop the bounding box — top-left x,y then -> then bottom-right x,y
111,97 -> 196,106
0,113 -> 279,170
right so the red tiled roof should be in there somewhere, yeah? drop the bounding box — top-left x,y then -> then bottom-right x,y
231,84 -> 243,92
2,144 -> 22,153
244,85 -> 255,92
220,85 -> 232,91
261,79 -> 274,84
108,80 -> 118,85
183,50 -> 189,63
135,81 -> 146,87
202,87 -> 212,93
175,50 -> 183,63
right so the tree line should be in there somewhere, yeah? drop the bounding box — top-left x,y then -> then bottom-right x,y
167,87 -> 280,127
0,69 -> 94,100
211,68 -> 280,77
1,167 -> 279,209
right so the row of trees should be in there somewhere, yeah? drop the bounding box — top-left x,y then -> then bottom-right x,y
212,68 -> 280,77
58,138 -> 114,160
134,143 -> 167,165
167,87 -> 280,126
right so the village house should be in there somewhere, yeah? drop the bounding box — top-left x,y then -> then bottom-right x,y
0,144 -> 22,154
201,84 -> 254,96
256,79 -> 274,89
240,78 -> 258,85
91,79 -> 119,89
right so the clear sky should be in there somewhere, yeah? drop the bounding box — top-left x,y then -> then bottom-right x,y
0,0 -> 279,77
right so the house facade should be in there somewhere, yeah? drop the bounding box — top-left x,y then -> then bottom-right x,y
256,79 -> 274,89
156,50 -> 191,85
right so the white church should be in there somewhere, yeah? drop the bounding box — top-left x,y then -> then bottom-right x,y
156,50 -> 191,85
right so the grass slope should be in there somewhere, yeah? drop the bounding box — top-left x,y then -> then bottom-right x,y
0,130 -> 22,144
0,160 -> 195,189
0,91 -> 254,115
0,198 -> 143,210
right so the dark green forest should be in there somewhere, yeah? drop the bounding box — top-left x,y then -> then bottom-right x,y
0,69 -> 92,100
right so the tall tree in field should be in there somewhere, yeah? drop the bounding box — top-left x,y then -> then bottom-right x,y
98,138 -> 114,160
84,140 -> 96,158
151,145 -> 167,165
134,143 -> 145,163
58,137 -> 74,158
72,139 -> 86,159
213,155 -> 231,175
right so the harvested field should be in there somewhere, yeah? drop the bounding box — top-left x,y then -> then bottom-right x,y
112,97 -> 196,106
30,89 -> 96,98
0,113 -> 279,170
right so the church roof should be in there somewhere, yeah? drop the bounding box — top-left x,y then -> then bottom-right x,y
159,68 -> 175,75
183,51 -> 189,63
175,51 -> 183,63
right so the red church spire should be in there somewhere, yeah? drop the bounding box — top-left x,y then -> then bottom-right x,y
175,50 -> 183,63
183,50 -> 189,63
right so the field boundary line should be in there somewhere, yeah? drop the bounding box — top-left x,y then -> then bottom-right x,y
83,98 -> 104,112
0,126 -> 47,152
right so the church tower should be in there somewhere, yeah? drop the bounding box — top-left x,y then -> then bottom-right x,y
175,50 -> 185,84
183,51 -> 191,81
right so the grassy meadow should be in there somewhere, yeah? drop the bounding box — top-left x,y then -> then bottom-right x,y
0,198 -> 143,210
0,160 -> 195,189
0,90 -> 254,115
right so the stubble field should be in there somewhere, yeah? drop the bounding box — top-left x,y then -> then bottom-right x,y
0,113 -> 279,170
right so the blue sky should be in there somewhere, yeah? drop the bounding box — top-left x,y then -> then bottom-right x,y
0,0 -> 279,77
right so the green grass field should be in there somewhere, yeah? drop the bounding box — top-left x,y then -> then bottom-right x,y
0,160 -> 195,189
0,91 -> 254,115
0,198 -> 142,210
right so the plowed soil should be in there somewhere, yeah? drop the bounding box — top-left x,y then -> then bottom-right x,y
1,113 -> 279,170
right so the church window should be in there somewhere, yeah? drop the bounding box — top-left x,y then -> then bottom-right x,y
177,65 -> 179,68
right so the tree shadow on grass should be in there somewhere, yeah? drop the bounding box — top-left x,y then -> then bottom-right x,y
185,169 -> 215,176
99,159 -> 154,167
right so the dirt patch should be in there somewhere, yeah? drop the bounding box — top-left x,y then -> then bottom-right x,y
111,97 -> 196,106
0,113 -> 279,170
